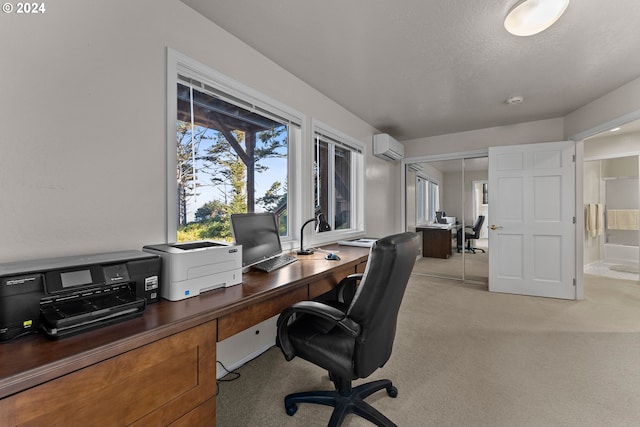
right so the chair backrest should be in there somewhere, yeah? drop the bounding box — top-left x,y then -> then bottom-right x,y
346,232 -> 419,378
471,215 -> 485,238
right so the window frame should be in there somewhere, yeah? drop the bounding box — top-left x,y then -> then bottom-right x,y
416,174 -> 440,224
309,119 -> 365,246
167,48 -> 304,245
428,179 -> 440,222
416,175 -> 426,224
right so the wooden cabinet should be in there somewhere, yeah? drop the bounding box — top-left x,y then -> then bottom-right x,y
1,320 -> 216,427
0,243 -> 369,427
217,286 -> 307,341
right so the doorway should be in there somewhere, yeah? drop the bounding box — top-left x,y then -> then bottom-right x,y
583,126 -> 640,282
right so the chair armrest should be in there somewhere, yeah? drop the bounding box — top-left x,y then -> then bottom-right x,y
335,273 -> 363,304
314,273 -> 363,306
277,301 -> 361,361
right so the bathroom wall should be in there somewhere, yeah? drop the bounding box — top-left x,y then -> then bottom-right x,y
603,156 -> 639,247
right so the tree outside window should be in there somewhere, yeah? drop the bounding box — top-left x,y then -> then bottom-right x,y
176,82 -> 289,242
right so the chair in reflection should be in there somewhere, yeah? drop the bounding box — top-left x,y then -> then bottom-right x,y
456,215 -> 485,254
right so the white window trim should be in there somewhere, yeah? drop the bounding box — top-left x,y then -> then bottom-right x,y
416,175 -> 426,224
415,173 -> 440,225
166,48 -> 305,246
309,119 -> 366,247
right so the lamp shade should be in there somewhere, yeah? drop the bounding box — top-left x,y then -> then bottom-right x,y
504,0 -> 570,36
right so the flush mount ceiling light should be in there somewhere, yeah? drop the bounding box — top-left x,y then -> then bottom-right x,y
504,0 -> 570,36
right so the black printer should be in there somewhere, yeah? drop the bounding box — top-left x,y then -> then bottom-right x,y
0,250 -> 161,341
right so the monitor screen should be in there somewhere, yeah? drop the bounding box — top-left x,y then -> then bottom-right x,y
231,212 -> 283,267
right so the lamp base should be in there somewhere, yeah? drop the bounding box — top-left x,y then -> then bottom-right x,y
297,249 -> 314,255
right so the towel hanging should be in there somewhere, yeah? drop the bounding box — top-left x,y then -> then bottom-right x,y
595,203 -> 604,236
606,209 -> 639,230
586,204 -> 596,237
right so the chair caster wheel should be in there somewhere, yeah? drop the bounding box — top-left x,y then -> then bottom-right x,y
285,403 -> 298,416
387,385 -> 398,398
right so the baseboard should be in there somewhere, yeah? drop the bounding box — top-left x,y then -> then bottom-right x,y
216,344 -> 274,379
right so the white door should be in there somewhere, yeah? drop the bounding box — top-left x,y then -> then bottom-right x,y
488,141 -> 576,299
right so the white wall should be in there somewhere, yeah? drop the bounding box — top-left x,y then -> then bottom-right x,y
584,131 -> 640,159
5,1 -> 640,264
402,118 -> 565,158
565,76 -> 640,139
0,0 -> 397,262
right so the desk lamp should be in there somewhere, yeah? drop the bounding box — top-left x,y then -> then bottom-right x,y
297,218 -> 316,255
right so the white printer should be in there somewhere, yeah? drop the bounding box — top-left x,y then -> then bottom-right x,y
143,241 -> 242,301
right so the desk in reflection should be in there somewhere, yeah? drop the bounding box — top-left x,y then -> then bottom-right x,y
416,224 -> 458,259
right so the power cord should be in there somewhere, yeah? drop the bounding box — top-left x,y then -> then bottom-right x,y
215,360 -> 241,396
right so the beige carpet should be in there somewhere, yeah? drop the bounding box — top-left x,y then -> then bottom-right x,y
412,238 -> 489,283
216,262 -> 640,426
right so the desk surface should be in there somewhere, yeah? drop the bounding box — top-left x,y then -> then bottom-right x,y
416,224 -> 456,230
0,244 -> 370,399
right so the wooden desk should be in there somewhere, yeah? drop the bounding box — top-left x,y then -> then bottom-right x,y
0,244 -> 369,427
416,225 -> 456,259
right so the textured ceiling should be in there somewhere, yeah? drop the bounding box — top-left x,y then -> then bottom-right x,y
181,0 -> 640,141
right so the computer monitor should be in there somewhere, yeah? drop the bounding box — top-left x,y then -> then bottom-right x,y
230,212 -> 283,268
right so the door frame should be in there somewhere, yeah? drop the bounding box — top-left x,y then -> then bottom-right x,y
569,107 -> 640,299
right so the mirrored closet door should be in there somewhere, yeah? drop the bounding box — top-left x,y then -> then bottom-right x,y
405,156 -> 489,283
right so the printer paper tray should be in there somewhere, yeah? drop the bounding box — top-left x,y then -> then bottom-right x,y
41,296 -> 146,339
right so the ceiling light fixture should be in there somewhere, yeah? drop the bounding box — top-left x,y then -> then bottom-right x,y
609,127 -> 621,132
504,0 -> 570,36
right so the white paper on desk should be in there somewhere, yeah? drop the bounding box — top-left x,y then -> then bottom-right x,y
337,238 -> 376,248
428,224 -> 451,229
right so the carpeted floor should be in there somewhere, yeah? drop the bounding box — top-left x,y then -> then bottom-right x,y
412,238 -> 489,283
216,259 -> 640,426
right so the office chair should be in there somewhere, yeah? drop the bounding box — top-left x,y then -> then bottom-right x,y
457,215 -> 485,253
276,232 -> 419,427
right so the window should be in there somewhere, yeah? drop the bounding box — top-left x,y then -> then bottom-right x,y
168,50 -> 302,243
312,121 -> 364,240
416,176 -> 426,223
416,175 -> 439,223
428,180 -> 440,222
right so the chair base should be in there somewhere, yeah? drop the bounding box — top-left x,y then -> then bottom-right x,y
457,240 -> 486,254
284,379 -> 398,427
457,246 -> 486,254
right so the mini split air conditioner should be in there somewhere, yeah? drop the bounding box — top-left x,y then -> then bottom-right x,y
373,133 -> 405,162
408,163 -> 423,172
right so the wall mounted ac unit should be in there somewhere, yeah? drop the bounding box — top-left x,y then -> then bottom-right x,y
408,163 -> 423,172
373,133 -> 404,162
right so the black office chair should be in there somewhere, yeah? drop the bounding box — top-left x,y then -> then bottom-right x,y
276,232 -> 420,427
457,215 -> 486,253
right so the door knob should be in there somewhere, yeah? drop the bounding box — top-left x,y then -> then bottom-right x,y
490,225 -> 503,230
